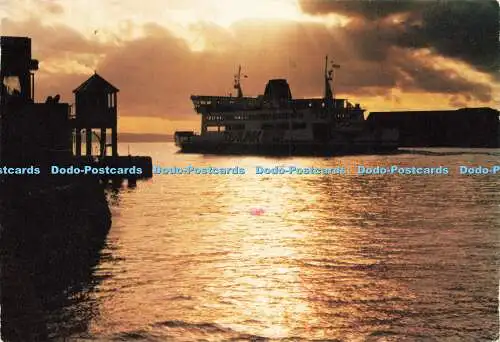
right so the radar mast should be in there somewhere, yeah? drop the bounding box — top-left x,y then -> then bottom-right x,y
324,55 -> 340,103
234,65 -> 247,98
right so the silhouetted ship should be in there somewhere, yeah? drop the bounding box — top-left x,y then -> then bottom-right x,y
174,57 -> 399,156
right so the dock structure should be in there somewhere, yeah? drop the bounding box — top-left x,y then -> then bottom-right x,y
0,35 -> 152,182
69,73 -> 152,180
367,108 -> 500,148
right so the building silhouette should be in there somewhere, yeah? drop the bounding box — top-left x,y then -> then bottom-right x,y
367,107 -> 500,147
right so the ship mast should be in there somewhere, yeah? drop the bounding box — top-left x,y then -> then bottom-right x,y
234,65 -> 247,98
324,55 -> 340,104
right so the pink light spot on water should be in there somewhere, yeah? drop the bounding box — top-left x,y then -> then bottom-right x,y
250,208 -> 265,216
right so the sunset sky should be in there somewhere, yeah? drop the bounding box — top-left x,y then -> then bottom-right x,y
1,0 -> 499,135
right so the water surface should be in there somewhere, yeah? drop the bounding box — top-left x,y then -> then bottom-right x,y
58,144 -> 500,340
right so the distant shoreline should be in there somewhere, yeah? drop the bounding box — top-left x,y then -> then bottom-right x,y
118,133 -> 172,142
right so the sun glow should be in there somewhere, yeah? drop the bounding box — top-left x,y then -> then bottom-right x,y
165,0 -> 303,28
161,0 -> 346,51
162,0 -> 345,28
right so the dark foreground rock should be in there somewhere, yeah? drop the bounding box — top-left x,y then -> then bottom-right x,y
0,178 -> 111,341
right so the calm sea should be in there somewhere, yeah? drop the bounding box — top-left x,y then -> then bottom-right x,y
56,144 -> 500,340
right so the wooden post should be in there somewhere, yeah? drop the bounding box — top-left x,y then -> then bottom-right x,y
75,128 -> 82,156
86,128 -> 92,156
112,126 -> 118,156
100,128 -> 106,156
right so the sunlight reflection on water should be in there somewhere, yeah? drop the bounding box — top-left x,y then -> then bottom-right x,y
78,144 -> 500,341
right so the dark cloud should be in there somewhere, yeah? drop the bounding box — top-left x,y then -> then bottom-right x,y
299,0 -> 423,20
393,52 -> 492,102
299,0 -> 500,74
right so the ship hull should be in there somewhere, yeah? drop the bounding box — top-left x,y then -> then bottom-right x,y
177,141 -> 399,156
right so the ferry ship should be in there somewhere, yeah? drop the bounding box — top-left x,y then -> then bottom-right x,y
174,57 -> 399,156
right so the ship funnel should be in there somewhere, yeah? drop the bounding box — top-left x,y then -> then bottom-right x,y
263,79 -> 292,102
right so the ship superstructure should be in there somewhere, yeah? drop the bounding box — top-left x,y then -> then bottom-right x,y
175,56 -> 399,155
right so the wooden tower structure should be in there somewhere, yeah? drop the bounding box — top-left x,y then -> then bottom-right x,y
73,73 -> 119,157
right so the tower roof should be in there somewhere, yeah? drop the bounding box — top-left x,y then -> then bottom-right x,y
73,72 -> 119,93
